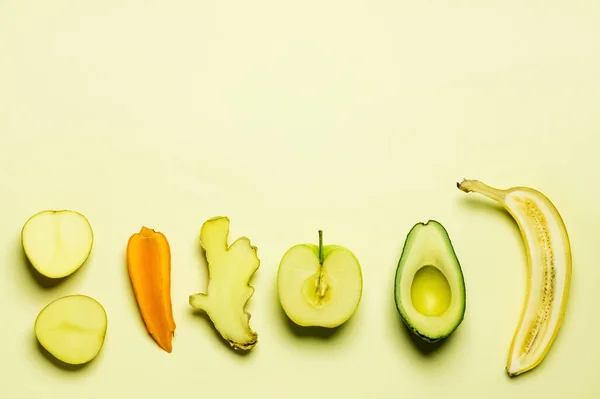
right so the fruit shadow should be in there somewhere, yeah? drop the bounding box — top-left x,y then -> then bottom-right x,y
34,337 -> 96,372
273,283 -> 350,340
395,312 -> 454,356
280,308 -> 348,339
456,196 -> 518,231
17,237 -> 90,289
189,308 -> 255,358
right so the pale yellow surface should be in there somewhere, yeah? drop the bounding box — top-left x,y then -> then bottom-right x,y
1,1 -> 599,398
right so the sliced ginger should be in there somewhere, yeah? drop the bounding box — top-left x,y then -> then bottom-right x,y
189,216 -> 260,350
127,227 -> 176,353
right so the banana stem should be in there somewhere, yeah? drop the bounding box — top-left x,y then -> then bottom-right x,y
457,179 -> 507,203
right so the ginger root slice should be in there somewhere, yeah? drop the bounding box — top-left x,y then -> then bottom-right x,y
126,226 -> 176,353
189,216 -> 260,350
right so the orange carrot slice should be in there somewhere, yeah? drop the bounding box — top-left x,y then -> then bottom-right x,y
126,226 -> 176,353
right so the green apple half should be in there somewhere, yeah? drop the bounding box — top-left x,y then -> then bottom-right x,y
21,210 -> 94,279
35,294 -> 108,365
277,231 -> 363,328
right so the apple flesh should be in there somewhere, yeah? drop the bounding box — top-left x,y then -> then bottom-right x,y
21,210 -> 94,279
35,294 -> 108,365
277,231 -> 363,328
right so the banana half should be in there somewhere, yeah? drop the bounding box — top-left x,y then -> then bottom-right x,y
457,179 -> 572,377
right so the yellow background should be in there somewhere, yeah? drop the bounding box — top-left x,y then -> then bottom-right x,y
1,1 -> 599,398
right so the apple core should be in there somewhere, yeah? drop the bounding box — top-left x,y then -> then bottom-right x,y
277,230 -> 363,328
302,272 -> 332,308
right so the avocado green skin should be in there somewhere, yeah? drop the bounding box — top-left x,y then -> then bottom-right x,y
393,220 -> 466,343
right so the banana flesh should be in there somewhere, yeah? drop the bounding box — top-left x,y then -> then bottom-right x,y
457,179 -> 572,377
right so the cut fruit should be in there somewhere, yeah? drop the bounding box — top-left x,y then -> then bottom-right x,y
277,230 -> 363,328
394,220 -> 466,342
189,216 -> 260,350
457,179 -> 572,377
126,226 -> 176,353
21,210 -> 94,279
35,294 -> 108,365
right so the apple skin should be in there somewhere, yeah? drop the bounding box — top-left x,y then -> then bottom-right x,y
277,237 -> 363,329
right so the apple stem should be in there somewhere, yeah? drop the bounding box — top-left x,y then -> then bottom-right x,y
318,230 -> 324,265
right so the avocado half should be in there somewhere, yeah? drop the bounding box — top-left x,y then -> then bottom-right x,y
394,220 -> 466,343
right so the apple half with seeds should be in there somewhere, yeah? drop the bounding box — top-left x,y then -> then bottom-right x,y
277,230 -> 363,328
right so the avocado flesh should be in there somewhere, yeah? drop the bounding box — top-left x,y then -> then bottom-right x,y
394,220 -> 466,342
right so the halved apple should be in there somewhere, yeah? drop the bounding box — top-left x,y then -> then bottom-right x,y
277,231 -> 363,328
35,294 -> 108,365
21,210 -> 94,279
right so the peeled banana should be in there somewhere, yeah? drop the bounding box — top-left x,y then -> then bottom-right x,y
457,179 -> 572,377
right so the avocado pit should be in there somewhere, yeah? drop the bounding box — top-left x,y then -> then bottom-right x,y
410,265 -> 452,317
